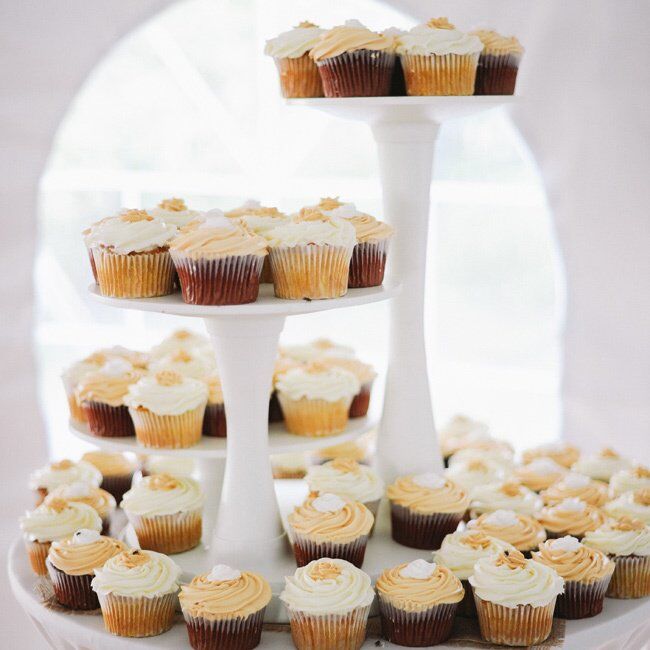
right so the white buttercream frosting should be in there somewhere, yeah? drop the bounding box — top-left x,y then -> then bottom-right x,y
445,459 -> 505,497
400,559 -> 437,579
85,213 -> 177,254
150,200 -> 201,228
312,493 -> 346,513
275,366 -> 360,403
238,214 -> 289,236
265,23 -> 325,59
320,203 -> 365,220
72,528 -> 102,545
150,330 -> 211,359
470,481 -> 543,517
583,521 -> 650,557
62,482 -> 92,498
525,458 -> 565,476
29,460 -> 102,491
448,447 -> 515,472
207,564 -> 242,582
441,414 -> 489,439
121,474 -> 204,516
125,373 -> 208,416
556,498 -> 587,513
306,460 -> 384,503
483,509 -> 519,527
605,491 -> 650,524
610,467 -> 650,497
149,349 -> 216,379
571,450 -> 631,481
397,22 -> 483,56
562,473 -> 592,489
550,536 -> 582,552
266,216 -> 356,249
20,500 -> 103,542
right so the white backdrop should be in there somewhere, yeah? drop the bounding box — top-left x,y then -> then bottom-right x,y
1,1 -> 649,647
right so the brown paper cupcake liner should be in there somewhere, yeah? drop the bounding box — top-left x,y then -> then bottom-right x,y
83,400 -> 135,437
286,604 -> 371,650
607,554 -> 650,598
98,591 -> 177,637
316,50 -> 395,97
378,598 -> 458,647
349,382 -> 373,418
390,57 -> 406,96
275,54 -> 324,98
47,560 -> 99,610
474,52 -> 521,95
183,607 -> 266,650
203,402 -> 227,437
401,52 -> 479,96
67,392 -> 87,424
268,391 -> 284,423
278,395 -> 351,437
474,594 -> 556,646
269,244 -> 352,300
129,404 -> 205,449
25,539 -> 51,575
100,472 -> 135,504
291,532 -> 368,568
348,239 -> 389,288
260,256 -> 274,284
555,575 -> 612,619
458,579 -> 477,617
127,509 -> 202,554
390,503 -> 464,550
92,247 -> 175,298
171,251 -> 264,305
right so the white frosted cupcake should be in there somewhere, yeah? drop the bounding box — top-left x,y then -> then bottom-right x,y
469,480 -> 543,518
149,197 -> 201,228
29,459 -> 102,505
447,445 -> 515,473
319,357 -> 377,418
149,347 -> 216,379
521,442 -> 580,469
92,549 -> 182,637
514,458 -> 566,492
280,558 -> 374,650
571,447 -> 631,482
275,362 -> 360,436
467,509 -> 547,555
281,338 -> 355,363
49,481 -> 116,534
469,549 -> 564,646
610,466 -> 650,498
149,329 -> 211,359
605,488 -> 650,525
540,472 -> 609,508
537,497 -> 606,539
61,352 -> 110,424
82,451 -> 138,504
125,370 -> 208,448
121,473 -> 204,554
202,373 -> 226,438
445,458 -> 506,498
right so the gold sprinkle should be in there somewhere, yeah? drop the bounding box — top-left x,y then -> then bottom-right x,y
317,197 -> 343,211
173,330 -> 192,340
120,209 -> 153,223
500,481 -> 522,497
158,197 -> 187,212
461,531 -> 493,550
467,460 -> 488,472
51,459 -> 74,471
633,488 -> 650,506
172,349 -> 192,363
613,516 -> 645,532
115,549 -> 150,568
148,473 -> 181,491
84,352 -> 107,365
308,561 -> 342,581
633,466 -> 650,479
295,20 -> 318,29
495,549 -> 527,569
426,17 -> 455,30
330,458 -> 361,474
296,207 -> 330,223
155,370 -> 183,386
600,447 -> 620,459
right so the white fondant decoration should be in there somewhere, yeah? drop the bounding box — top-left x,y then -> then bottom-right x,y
207,564 -> 241,582
484,509 -> 519,527
563,473 -> 591,489
556,497 -> 587,513
312,493 -> 346,513
550,535 -> 582,552
400,559 -> 437,579
72,529 -> 101,545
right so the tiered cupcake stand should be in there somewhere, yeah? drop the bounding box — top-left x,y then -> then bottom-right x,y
9,96 -> 649,648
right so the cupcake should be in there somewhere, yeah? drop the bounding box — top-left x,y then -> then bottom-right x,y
280,558 -> 374,650
92,548 -> 181,637
121,473 -> 204,554
537,497 -> 606,539
265,21 -> 325,98
610,465 -> 650,498
376,559 -> 463,646
605,488 -> 650,525
521,441 -> 580,469
75,358 -> 141,437
313,438 -> 372,466
445,458 -> 506,498
270,356 -> 300,423
46,529 -> 127,610
125,371 -> 208,449
149,197 -> 201,228
514,458 -> 566,492
469,549 -> 564,646
533,536 -> 614,618
180,565 -> 272,650
271,452 -> 308,479
467,509 -> 546,555
309,20 -> 396,97
49,482 -> 117,535
29,458 -> 102,505
150,328 -> 211,359
281,337 -> 355,363
266,209 -> 356,300
203,374 -> 226,437
20,497 -> 102,575
82,451 -> 138,504
170,212 -> 268,305
446,444 -> 515,473
471,30 -> 524,95
275,362 -> 359,436
540,472 -> 609,508
85,209 -> 177,298
319,357 -> 376,418
288,493 -> 373,567
433,530 -> 514,617
583,517 -> 650,598
396,18 -> 483,96
149,346 -> 216,379
469,480 -> 542,518
387,473 -> 469,550
61,352 -> 109,424
142,455 -> 195,477
571,447 -> 631,482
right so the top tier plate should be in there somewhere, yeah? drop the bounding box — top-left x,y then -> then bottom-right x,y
88,282 -> 399,318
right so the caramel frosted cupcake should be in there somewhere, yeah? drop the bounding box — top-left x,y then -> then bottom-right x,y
471,29 -> 524,95
445,458 -> 506,498
610,465 -> 650,498
92,549 -> 182,637
85,209 -> 177,298
125,371 -> 208,449
280,558 -> 374,650
514,458 -> 566,492
533,536 -> 614,618
571,447 -> 631,482
121,473 -> 204,554
20,497 -> 102,575
150,197 -> 201,228
180,565 -> 272,650
541,472 -> 609,508
537,497 -> 606,539
377,559 -> 463,645
583,517 -> 650,598
467,509 -> 546,555
387,473 -> 469,550
319,357 -> 376,418
203,373 -> 226,437
82,451 -> 138,504
47,529 -> 127,610
49,482 -> 116,534
265,21 -> 325,98
396,18 -> 483,96
469,549 -> 564,646
605,488 -> 650,525
521,441 -> 580,469
61,352 -> 109,424
309,20 -> 396,97
469,479 -> 542,518
275,362 -> 359,436
288,493 -> 373,568
29,458 -> 102,505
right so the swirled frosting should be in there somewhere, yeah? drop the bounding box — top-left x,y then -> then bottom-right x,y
347,215 -> 393,243
265,22 -> 325,59
467,509 -> 546,552
76,366 -> 142,407
471,30 -> 524,56
49,482 -> 116,518
445,459 -> 506,498
571,448 -> 631,481
448,446 -> 515,473
514,458 -> 566,492
61,354 -> 109,392
236,213 -> 288,238
387,474 -> 469,515
143,455 -> 195,477
180,566 -> 272,620
315,198 -> 365,220
469,550 -> 564,608
91,549 -> 181,597
319,357 -> 376,386
150,329 -> 211,359
81,451 -> 137,477
315,439 -> 369,463
125,371 -> 208,416
149,197 -> 201,228
522,442 -> 580,469
583,518 -> 650,557
541,473 -> 609,508
376,561 -> 463,610
20,498 -> 102,542
48,531 -> 127,575
397,19 -> 483,56
610,466 -> 650,498
275,363 -> 360,403
532,537 -> 614,584
433,530 -> 515,579
469,480 -> 542,517
605,489 -> 650,525
309,20 -> 395,62
149,348 -> 216,380
225,201 -> 284,220
98,346 -> 149,370
266,211 -> 356,249
440,414 -> 489,440
121,473 -> 204,516
29,459 -> 102,491
537,498 -> 606,536
280,558 -> 374,614
306,459 -> 384,503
